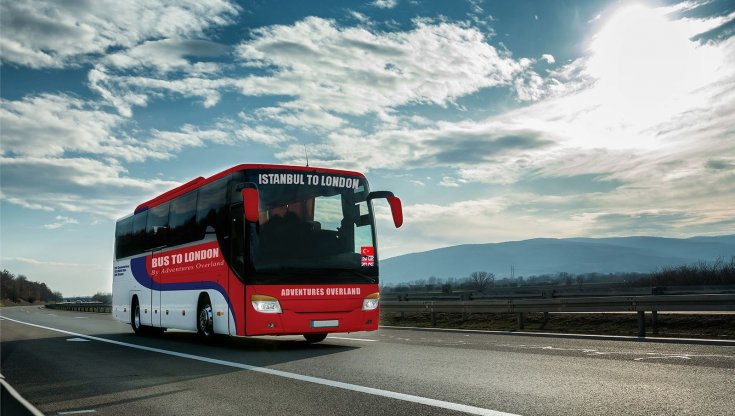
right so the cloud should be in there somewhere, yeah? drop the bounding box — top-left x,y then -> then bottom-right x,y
104,39 -> 228,74
372,0 -> 398,9
43,216 -> 79,230
0,156 -> 179,218
0,94 -> 130,159
88,67 -> 233,116
541,53 -> 555,64
0,0 -> 239,68
277,119 -> 551,173
274,3 -> 735,251
1,257 -> 105,270
234,17 -> 527,121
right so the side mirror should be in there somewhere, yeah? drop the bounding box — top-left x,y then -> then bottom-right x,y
240,186 -> 260,223
367,191 -> 403,228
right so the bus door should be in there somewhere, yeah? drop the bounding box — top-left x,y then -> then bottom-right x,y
228,203 -> 246,336
151,248 -> 164,327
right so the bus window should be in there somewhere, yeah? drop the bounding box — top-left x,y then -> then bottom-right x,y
146,202 -> 170,249
115,216 -> 133,259
196,179 -> 227,240
130,211 -> 148,255
169,191 -> 198,246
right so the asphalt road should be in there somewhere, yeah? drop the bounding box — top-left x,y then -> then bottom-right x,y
1,306 -> 734,416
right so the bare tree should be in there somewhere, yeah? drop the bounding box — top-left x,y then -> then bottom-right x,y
469,271 -> 495,293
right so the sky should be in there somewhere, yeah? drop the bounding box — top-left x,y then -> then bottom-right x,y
1,0 -> 734,296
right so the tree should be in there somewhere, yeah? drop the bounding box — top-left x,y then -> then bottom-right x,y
92,292 -> 112,304
469,271 -> 495,293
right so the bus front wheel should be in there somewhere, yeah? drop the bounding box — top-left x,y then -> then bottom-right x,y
304,333 -> 327,343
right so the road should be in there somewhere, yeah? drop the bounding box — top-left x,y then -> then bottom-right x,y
1,305 -> 734,416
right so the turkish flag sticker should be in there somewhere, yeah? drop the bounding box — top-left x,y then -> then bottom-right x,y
361,246 -> 374,256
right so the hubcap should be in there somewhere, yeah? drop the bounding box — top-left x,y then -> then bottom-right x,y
199,304 -> 213,336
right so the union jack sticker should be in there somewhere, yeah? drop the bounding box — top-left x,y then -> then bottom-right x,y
361,255 -> 375,267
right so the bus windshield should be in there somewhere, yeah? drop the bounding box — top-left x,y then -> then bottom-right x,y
249,173 -> 377,283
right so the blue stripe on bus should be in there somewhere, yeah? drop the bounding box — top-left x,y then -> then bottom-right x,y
130,256 -> 236,328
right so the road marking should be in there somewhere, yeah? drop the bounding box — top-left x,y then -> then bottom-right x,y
67,338 -> 90,342
329,336 -> 378,342
380,325 -> 735,346
74,317 -> 89,319
2,317 -> 518,416
58,410 -> 96,415
0,373 -> 45,416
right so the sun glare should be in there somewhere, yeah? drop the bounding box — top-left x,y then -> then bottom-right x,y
555,2 -> 727,150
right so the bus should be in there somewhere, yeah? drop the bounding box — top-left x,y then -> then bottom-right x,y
112,164 -> 402,342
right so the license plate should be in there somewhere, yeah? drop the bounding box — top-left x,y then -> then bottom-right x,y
311,320 -> 339,328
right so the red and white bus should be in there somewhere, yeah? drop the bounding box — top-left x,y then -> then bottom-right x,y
112,164 -> 402,342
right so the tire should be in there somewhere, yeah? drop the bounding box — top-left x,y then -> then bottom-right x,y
304,333 -> 328,343
131,298 -> 144,336
197,297 -> 214,340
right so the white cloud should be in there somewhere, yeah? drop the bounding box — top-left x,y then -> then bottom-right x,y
88,67 -> 233,116
541,53 -> 555,64
372,0 -> 398,9
1,257 -> 105,270
234,17 -> 526,121
0,156 -> 179,218
0,0 -> 239,68
277,4 -> 735,248
104,39 -> 228,74
0,94 -> 129,158
439,177 -> 461,187
43,216 -> 79,230
276,119 -> 550,173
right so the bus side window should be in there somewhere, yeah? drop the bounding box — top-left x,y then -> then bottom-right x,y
196,179 -> 227,240
115,216 -> 134,259
146,202 -> 170,249
169,191 -> 198,246
130,211 -> 148,256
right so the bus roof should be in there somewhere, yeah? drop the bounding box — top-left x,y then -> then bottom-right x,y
134,164 -> 366,214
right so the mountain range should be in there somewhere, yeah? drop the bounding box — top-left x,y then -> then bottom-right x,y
380,235 -> 735,284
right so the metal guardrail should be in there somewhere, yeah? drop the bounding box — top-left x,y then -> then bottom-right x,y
385,285 -> 735,302
381,294 -> 735,337
45,303 -> 111,313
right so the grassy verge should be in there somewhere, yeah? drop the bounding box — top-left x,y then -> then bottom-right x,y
0,299 -> 47,308
380,312 -> 735,339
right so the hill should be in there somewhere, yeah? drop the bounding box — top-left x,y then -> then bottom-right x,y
379,235 -> 735,284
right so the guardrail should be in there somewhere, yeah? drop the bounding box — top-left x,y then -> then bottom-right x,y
45,303 -> 112,313
385,284 -> 735,301
381,294 -> 735,337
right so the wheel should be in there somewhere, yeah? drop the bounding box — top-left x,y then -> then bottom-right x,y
304,333 -> 328,343
197,297 -> 214,339
131,298 -> 144,336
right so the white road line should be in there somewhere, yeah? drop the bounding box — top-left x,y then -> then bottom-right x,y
329,336 -> 378,342
379,325 -> 735,345
2,317 -> 518,416
58,410 -> 96,415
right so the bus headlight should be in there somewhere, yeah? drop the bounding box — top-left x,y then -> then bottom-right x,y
251,295 -> 282,314
362,293 -> 380,311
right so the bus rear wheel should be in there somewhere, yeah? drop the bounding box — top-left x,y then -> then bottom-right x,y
304,333 -> 327,343
197,297 -> 214,339
131,298 -> 144,336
